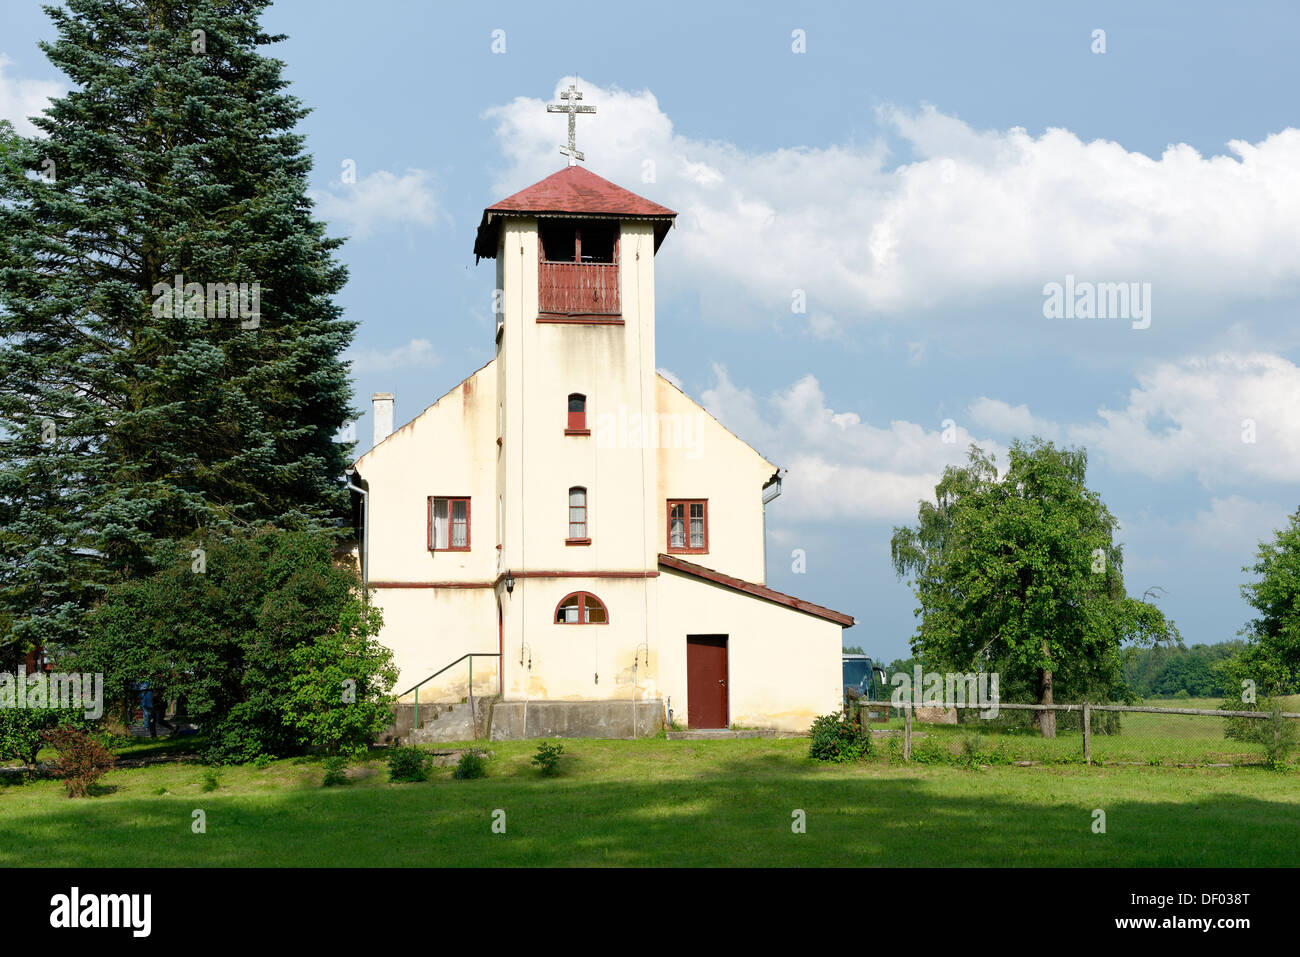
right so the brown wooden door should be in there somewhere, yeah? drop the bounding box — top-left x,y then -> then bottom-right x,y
687,635 -> 728,729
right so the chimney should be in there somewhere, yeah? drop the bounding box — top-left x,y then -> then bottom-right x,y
372,392 -> 394,446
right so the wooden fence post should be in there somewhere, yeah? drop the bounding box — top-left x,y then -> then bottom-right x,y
1082,702 -> 1091,765
904,705 -> 913,762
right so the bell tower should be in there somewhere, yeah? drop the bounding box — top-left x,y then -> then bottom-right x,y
473,165 -> 676,578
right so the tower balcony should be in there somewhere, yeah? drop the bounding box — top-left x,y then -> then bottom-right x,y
538,259 -> 620,318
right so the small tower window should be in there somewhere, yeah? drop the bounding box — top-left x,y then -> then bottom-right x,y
555,591 -> 608,624
567,486 -> 589,543
567,393 -> 588,433
539,219 -> 618,264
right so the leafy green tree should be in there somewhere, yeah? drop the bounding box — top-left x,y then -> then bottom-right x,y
283,602 -> 397,758
76,527 -> 391,763
891,440 -> 1177,736
0,0 -> 356,661
1223,509 -> 1300,699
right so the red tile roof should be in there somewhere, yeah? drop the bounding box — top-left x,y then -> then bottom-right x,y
658,553 -> 856,627
474,166 -> 676,260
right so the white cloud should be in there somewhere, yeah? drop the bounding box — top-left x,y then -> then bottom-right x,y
345,338 -> 439,372
1067,352 -> 1300,485
1184,495 -> 1290,552
694,351 -> 1300,525
1115,494 -> 1290,581
0,55 -> 62,137
311,169 -> 438,239
699,364 -> 998,521
967,397 -> 1060,440
488,80 -> 1300,326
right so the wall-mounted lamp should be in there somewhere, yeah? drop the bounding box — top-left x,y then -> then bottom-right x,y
504,571 -> 514,594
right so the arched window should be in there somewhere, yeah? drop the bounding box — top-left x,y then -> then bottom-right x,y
555,591 -> 608,624
567,486 -> 589,543
566,393 -> 587,433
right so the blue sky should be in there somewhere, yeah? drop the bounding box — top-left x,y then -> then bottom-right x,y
4,1 -> 1300,662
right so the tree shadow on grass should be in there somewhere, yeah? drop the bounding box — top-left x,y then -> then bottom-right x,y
1,754 -> 1296,867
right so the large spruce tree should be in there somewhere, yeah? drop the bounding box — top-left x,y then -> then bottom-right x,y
0,0 -> 356,657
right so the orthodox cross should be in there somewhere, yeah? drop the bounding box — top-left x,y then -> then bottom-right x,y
547,84 -> 595,165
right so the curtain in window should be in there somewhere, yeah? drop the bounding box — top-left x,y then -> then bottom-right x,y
451,499 -> 468,548
556,596 -> 581,623
431,498 -> 449,549
689,502 -> 705,549
669,503 -> 685,548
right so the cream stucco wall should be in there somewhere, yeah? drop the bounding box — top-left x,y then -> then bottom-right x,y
654,375 -> 776,584
657,569 -> 843,732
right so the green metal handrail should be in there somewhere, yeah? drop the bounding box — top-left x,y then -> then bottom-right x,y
400,653 -> 501,735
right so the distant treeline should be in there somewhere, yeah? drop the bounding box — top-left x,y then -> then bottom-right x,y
863,642 -> 1249,700
1121,641 -> 1245,698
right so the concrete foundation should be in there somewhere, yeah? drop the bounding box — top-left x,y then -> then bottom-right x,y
489,699 -> 665,740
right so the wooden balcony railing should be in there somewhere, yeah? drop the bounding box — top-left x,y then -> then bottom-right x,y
539,261 -> 620,317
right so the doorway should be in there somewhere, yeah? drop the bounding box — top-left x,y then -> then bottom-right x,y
686,635 -> 728,729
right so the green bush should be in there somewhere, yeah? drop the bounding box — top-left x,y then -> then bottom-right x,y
41,726 -> 115,797
387,745 -> 430,783
1223,702 -> 1298,768
809,711 -> 870,763
0,707 -> 90,764
322,755 -> 348,786
453,750 -> 487,779
530,741 -> 565,777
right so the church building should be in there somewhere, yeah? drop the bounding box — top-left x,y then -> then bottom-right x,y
348,90 -> 854,738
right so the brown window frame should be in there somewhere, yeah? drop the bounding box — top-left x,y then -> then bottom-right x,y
554,591 -> 609,625
566,486 -> 590,545
428,496 -> 471,552
566,393 -> 589,435
667,499 -> 708,554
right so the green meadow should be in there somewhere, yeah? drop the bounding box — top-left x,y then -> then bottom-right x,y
3,736 -> 1297,867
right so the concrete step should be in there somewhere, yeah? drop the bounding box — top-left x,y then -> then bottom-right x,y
666,729 -> 779,740
408,699 -> 493,744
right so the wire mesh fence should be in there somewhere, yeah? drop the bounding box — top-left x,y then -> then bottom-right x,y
854,698 -> 1300,768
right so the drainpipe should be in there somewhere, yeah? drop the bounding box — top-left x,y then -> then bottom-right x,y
761,472 -> 783,582
344,467 -> 368,597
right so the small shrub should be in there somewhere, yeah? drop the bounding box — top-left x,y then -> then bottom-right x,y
453,750 -> 487,779
387,745 -> 430,783
0,707 -> 89,765
40,726 -> 115,798
322,755 -> 349,786
200,767 -> 221,792
253,754 -> 273,770
531,741 -> 565,777
808,711 -> 870,763
909,734 -> 950,765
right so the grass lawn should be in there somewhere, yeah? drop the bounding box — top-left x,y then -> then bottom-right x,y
2,737 -> 1297,867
